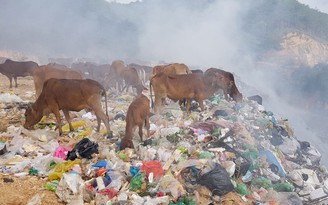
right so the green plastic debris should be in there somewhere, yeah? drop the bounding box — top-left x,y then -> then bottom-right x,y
118,153 -> 127,160
273,182 -> 294,192
199,151 -> 215,159
49,161 -> 57,170
130,173 -> 145,191
29,167 -> 38,175
251,177 -> 272,189
169,196 -> 196,205
235,181 -> 250,196
44,180 -> 59,191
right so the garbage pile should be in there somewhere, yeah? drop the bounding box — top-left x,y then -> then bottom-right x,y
1,91 -> 328,205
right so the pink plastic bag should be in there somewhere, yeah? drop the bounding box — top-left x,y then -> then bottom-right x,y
53,146 -> 72,159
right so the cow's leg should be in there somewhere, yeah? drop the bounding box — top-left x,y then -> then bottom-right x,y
62,110 -> 74,131
138,124 -> 143,141
88,98 -> 110,134
52,109 -> 63,135
145,116 -> 150,139
14,77 -> 18,87
154,95 -> 163,114
8,77 -> 13,88
198,99 -> 205,111
96,115 -> 101,132
186,99 -> 191,113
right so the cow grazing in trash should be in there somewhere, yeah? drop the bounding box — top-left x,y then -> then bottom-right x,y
0,59 -> 38,88
32,64 -> 84,98
120,93 -> 150,150
120,66 -> 147,95
150,73 -> 218,114
204,67 -> 243,102
108,59 -> 126,91
152,63 -> 192,77
24,78 -> 111,136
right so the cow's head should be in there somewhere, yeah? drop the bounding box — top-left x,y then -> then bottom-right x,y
23,105 -> 42,130
228,81 -> 243,102
120,137 -> 134,150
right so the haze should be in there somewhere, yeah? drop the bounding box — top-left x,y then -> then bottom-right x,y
0,0 -> 327,166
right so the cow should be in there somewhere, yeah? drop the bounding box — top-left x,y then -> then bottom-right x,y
24,78 -> 111,136
120,93 -> 150,150
152,63 -> 192,77
204,68 -> 243,102
248,95 -> 263,105
150,73 -> 218,114
108,60 -> 126,91
127,63 -> 152,85
151,63 -> 192,106
120,67 -> 147,95
0,59 -> 38,88
32,65 -> 83,98
71,62 -> 110,89
191,69 -> 204,74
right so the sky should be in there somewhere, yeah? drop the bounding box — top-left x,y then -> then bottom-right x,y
298,0 -> 328,13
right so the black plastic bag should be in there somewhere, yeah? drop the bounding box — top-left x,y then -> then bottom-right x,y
66,138 -> 99,160
197,163 -> 234,196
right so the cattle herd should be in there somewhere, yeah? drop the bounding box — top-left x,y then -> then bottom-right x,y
0,58 -> 243,149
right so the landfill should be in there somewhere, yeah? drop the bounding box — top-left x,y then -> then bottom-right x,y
0,78 -> 328,205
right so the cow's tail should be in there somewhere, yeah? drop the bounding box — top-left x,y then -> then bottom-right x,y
149,77 -> 154,109
101,86 -> 109,117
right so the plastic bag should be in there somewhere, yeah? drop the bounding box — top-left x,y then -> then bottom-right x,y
197,163 -> 234,196
66,138 -> 98,160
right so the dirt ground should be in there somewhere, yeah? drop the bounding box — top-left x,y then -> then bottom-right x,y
0,75 -> 64,205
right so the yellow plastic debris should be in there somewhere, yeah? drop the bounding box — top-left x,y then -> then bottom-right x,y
61,120 -> 86,132
48,159 -> 81,181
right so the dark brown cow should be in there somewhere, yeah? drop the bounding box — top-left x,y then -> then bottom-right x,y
204,68 -> 243,102
120,67 -> 147,95
127,63 -> 152,84
191,69 -> 204,74
109,60 -> 126,91
0,59 -> 38,88
150,73 -> 217,114
120,93 -> 150,150
32,65 -> 83,98
24,78 -> 111,136
71,62 -> 110,89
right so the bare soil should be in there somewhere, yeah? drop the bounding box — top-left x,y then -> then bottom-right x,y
0,75 -> 64,205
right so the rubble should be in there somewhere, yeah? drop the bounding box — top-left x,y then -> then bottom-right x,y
1,85 -> 328,205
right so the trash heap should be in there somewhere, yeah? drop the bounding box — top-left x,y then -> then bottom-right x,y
1,91 -> 328,205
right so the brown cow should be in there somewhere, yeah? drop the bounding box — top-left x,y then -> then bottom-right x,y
150,73 -> 217,114
120,67 -> 147,95
24,78 -> 111,136
109,60 -> 126,91
127,63 -> 152,84
71,62 -> 110,89
32,65 -> 83,98
120,93 -> 150,150
204,68 -> 243,102
152,63 -> 192,106
0,59 -> 38,88
152,63 -> 192,77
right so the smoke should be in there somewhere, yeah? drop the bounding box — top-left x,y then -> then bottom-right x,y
0,0 -> 252,67
0,0 -> 327,165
